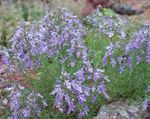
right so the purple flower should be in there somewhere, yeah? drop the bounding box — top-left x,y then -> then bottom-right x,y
143,99 -> 149,111
78,111 -> 85,118
97,82 -> 109,99
110,58 -> 116,68
70,60 -> 75,67
92,95 -> 97,103
146,41 -> 150,63
22,108 -> 31,118
64,94 -> 75,114
78,106 -> 89,118
72,82 -> 82,93
35,59 -> 40,68
136,55 -> 141,64
127,56 -> 132,68
74,68 -> 85,81
146,85 -> 150,92
78,94 -> 87,104
103,55 -> 108,66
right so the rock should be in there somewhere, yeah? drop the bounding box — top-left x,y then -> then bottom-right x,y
94,100 -> 143,119
111,4 -> 142,15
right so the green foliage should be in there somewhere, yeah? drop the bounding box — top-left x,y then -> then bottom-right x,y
21,2 -> 29,21
102,8 -> 116,17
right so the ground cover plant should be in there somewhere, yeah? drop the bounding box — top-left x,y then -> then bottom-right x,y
0,3 -> 150,119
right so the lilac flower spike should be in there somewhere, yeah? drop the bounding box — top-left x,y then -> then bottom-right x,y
51,9 -> 109,117
103,24 -> 150,72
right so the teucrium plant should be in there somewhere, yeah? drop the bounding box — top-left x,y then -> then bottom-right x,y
8,8 -> 109,118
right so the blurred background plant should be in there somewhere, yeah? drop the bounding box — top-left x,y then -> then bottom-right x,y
0,0 -> 43,47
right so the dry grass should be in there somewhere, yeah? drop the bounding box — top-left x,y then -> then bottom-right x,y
50,0 -> 84,16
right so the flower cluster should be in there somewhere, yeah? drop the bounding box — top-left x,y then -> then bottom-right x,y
143,85 -> 150,111
103,25 -> 150,73
125,25 -> 150,64
51,66 -> 109,117
0,47 -> 13,73
51,17 -> 109,118
0,79 -> 47,119
84,8 -> 127,39
10,8 -> 85,73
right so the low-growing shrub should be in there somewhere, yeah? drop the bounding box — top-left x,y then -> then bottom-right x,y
0,7 -> 150,119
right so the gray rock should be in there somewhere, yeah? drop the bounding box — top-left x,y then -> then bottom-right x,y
111,4 -> 139,15
94,100 -> 143,119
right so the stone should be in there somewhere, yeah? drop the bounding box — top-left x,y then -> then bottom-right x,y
94,100 -> 143,119
111,4 -> 141,15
